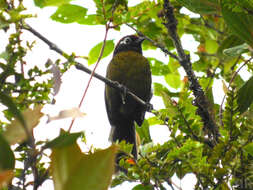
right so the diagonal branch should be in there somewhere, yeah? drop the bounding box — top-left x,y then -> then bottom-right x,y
21,23 -> 153,113
125,23 -> 179,60
162,0 -> 220,142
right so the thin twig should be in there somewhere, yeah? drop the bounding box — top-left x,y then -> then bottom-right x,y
163,0 -> 220,142
125,23 -> 179,61
68,23 -> 110,132
219,57 -> 253,126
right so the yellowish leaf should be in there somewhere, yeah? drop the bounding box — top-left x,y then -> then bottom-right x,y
3,105 -> 43,145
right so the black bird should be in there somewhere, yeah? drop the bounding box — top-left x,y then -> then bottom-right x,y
105,35 -> 152,163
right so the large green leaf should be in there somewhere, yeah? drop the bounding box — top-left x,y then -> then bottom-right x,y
237,76 -> 253,113
177,0 -> 220,14
51,143 -> 116,190
0,134 -> 15,171
51,4 -> 88,24
88,40 -> 114,65
34,0 -> 73,8
221,2 -> 253,47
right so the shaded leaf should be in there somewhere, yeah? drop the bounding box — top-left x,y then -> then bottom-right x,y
0,134 -> 15,171
223,43 -> 249,57
88,40 -> 114,65
3,106 -> 43,145
177,0 -> 220,14
34,0 -> 73,8
221,2 -> 253,47
51,143 -> 116,190
132,184 -> 154,190
51,4 -> 88,24
217,35 -> 244,58
237,76 -> 253,113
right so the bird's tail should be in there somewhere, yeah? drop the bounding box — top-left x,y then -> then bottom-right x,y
109,118 -> 137,169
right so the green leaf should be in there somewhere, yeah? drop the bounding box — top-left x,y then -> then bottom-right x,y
51,143 -> 116,190
243,142 -> 253,156
177,0 -> 220,14
223,43 -> 249,57
0,134 -> 15,171
132,184 -> 154,190
0,0 -> 8,9
34,0 -> 73,8
165,73 -> 181,89
51,4 -> 88,24
88,40 -> 114,65
135,120 -> 151,144
0,91 -> 26,128
77,14 -> 101,25
44,131 -> 83,149
153,83 -> 179,97
148,58 -> 170,76
237,76 -> 253,113
205,39 -> 219,54
221,2 -> 253,47
217,35 -> 244,58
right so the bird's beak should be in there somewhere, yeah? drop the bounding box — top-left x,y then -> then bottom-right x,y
137,36 -> 145,44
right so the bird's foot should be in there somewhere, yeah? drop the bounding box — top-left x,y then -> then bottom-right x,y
146,102 -> 153,112
116,82 -> 127,104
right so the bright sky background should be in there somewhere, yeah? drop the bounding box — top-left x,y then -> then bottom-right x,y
1,0 -> 251,189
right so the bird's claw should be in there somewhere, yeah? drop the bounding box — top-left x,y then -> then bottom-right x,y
146,102 -> 153,112
117,82 -> 127,104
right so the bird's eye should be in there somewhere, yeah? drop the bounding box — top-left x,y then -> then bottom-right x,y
121,37 -> 131,45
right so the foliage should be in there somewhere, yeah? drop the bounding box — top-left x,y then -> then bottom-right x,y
0,0 -> 253,190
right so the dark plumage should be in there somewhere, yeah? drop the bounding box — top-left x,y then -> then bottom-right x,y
105,35 -> 152,164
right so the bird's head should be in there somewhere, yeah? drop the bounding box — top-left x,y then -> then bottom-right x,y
113,35 -> 145,56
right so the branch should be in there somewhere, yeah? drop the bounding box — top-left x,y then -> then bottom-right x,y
22,23 -> 65,57
125,23 -> 179,61
162,0 -> 220,142
21,23 -> 153,113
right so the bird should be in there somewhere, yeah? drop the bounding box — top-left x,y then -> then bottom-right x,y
104,35 -> 152,167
